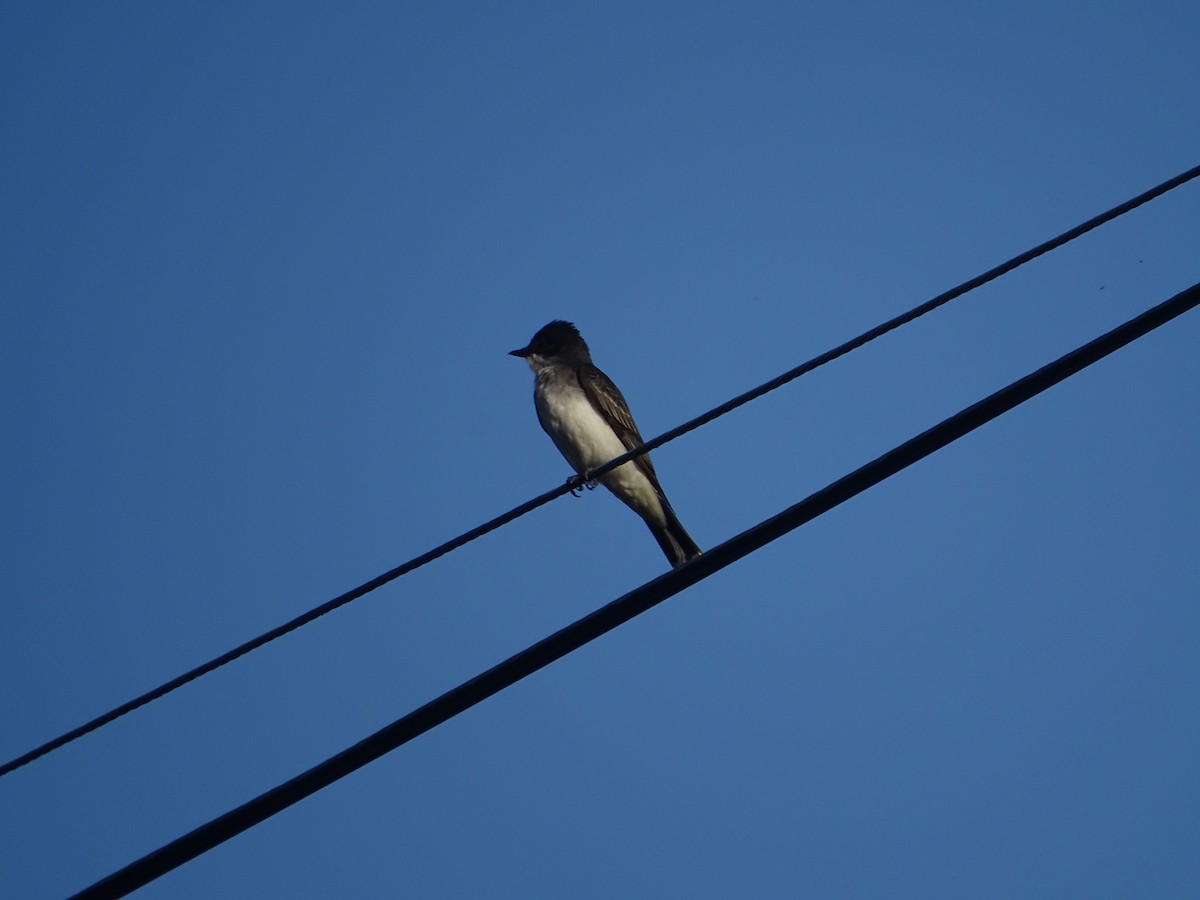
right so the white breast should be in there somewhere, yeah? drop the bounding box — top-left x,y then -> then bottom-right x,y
533,368 -> 666,527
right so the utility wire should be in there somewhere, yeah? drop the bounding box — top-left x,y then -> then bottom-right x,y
70,280 -> 1200,900
4,163 -> 1198,781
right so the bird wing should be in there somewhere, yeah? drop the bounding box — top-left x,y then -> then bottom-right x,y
576,363 -> 665,493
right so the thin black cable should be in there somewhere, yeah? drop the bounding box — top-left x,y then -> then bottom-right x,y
4,163 -> 1198,780
582,161 -> 1200,479
0,482 -> 573,779
70,281 -> 1200,900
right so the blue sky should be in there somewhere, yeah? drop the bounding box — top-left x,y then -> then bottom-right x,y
2,3 -> 1198,897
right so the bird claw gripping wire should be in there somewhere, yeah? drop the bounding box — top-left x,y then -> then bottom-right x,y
568,473 -> 600,496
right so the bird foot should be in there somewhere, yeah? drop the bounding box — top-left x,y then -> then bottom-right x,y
568,472 -> 600,496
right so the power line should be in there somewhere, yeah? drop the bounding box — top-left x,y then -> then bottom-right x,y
582,163 -> 1200,475
4,163 -> 1198,780
69,280 -> 1200,900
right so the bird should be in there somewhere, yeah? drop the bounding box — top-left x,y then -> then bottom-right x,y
510,320 -> 702,568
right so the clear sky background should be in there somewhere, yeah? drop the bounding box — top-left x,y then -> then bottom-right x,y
2,3 -> 1198,898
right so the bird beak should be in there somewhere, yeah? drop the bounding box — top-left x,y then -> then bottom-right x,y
509,345 -> 532,358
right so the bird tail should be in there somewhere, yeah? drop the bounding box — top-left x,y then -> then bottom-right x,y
648,501 -> 702,568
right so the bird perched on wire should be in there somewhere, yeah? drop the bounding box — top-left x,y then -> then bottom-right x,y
510,320 -> 701,568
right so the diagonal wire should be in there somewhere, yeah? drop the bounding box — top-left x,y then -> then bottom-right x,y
581,162 -> 1200,479
3,162 -> 1198,780
70,280 -> 1200,900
